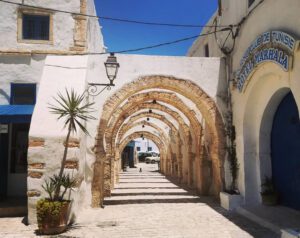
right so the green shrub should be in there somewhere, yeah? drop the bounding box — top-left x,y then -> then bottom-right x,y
36,199 -> 69,228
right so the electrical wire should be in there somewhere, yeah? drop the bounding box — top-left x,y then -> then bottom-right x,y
0,28 -> 231,56
113,28 -> 231,54
0,0 -> 232,54
0,0 -> 235,28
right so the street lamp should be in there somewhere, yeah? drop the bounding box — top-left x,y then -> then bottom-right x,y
87,53 -> 120,96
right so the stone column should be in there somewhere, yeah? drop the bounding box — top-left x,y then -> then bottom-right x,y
70,0 -> 87,52
188,152 -> 195,187
110,157 -> 115,190
103,157 -> 112,197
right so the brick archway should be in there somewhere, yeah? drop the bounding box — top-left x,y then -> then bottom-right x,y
106,91 -> 202,155
113,100 -> 192,153
104,91 -> 200,195
119,131 -> 167,155
118,121 -> 169,145
92,76 -> 225,207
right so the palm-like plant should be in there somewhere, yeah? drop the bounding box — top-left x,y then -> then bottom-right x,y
48,89 -> 95,200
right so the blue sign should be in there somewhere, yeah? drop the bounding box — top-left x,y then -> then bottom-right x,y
237,31 -> 296,92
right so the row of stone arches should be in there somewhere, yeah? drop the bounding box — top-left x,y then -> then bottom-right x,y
91,75 -> 226,207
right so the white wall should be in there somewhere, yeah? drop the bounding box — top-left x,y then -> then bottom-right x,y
135,138 -> 159,153
187,0 -> 300,205
76,54 -> 226,212
86,0 -> 105,53
0,55 -> 45,104
0,0 -> 80,51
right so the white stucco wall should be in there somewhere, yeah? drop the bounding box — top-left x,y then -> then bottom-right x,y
27,55 -> 88,223
0,0 -> 80,51
135,138 -> 159,153
0,0 -> 104,201
0,55 -> 45,104
82,54 -> 226,208
187,0 -> 300,206
25,51 -> 226,223
86,0 -> 105,53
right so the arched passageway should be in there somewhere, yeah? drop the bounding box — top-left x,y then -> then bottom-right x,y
92,76 -> 226,207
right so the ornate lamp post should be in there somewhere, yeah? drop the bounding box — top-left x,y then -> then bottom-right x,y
87,53 -> 120,97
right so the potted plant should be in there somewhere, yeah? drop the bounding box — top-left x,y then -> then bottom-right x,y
36,89 -> 94,235
220,125 -> 243,211
261,176 -> 278,206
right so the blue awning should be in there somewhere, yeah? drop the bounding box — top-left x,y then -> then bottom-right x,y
0,105 -> 34,123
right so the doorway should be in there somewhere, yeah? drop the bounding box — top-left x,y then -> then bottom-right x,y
0,123 -> 29,198
271,92 -> 300,210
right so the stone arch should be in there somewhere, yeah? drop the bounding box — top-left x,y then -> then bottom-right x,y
119,111 -> 178,137
111,103 -> 190,152
92,76 -> 225,207
118,120 -> 169,145
113,111 -> 182,183
106,91 -> 202,155
106,92 -> 201,193
119,131 -> 167,158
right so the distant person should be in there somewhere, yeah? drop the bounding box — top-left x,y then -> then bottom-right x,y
139,168 -> 142,172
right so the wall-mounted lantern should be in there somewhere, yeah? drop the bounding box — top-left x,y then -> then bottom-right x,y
87,53 -> 120,97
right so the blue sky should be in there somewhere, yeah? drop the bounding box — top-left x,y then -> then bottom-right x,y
95,0 -> 217,56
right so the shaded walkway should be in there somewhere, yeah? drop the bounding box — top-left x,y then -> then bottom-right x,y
0,164 -> 278,237
67,164 -> 277,238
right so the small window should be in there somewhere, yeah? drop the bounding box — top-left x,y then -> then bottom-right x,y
18,9 -> 52,43
11,84 -> 36,105
248,0 -> 255,7
136,147 -> 141,151
22,14 -> 50,40
148,147 -> 152,151
204,44 -> 209,57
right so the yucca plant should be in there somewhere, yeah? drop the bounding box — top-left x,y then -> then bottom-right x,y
48,89 -> 95,200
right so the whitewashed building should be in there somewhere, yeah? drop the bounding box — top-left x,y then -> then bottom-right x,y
0,0 -> 105,221
0,0 -> 228,225
189,0 -> 300,213
4,0 -> 298,230
134,138 -> 159,153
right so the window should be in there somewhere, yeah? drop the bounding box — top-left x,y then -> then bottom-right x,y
204,44 -> 209,57
22,14 -> 50,40
11,84 -> 36,105
148,147 -> 152,151
136,147 -> 141,151
248,0 -> 255,7
18,9 -> 53,43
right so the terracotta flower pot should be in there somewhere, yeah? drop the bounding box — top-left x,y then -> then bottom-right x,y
36,199 -> 71,235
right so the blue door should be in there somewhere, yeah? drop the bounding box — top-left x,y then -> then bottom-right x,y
271,92 -> 300,210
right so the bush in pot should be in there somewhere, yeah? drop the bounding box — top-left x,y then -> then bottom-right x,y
36,89 -> 94,235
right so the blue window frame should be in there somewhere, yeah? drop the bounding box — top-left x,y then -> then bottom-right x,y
22,14 -> 50,40
10,84 -> 36,105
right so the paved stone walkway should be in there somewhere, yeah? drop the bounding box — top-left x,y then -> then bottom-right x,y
0,163 -> 278,238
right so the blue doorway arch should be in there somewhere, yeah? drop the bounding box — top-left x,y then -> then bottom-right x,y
271,92 -> 300,210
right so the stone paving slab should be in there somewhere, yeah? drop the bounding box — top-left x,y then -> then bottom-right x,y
0,163 -> 279,238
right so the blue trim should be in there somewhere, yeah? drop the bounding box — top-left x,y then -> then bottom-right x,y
0,105 -> 34,123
